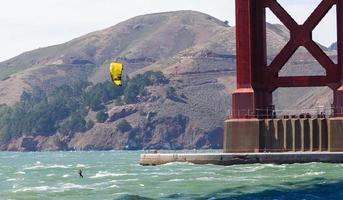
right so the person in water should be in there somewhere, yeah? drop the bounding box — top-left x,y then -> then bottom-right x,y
79,169 -> 83,178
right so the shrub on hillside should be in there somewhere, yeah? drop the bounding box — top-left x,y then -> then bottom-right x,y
96,111 -> 108,123
58,114 -> 87,135
85,120 -> 95,130
123,71 -> 167,104
116,119 -> 132,132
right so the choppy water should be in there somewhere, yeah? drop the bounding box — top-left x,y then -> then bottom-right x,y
1,151 -> 343,200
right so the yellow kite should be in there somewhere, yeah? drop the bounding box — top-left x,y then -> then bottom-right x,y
109,62 -> 123,86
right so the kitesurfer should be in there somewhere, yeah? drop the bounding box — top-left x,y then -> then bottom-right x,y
79,169 -> 83,178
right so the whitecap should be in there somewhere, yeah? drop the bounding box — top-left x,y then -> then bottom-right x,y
263,164 -> 277,167
167,178 -> 185,182
236,165 -> 265,173
14,186 -> 50,192
24,164 -> 71,170
202,172 -> 216,175
62,183 -> 92,190
6,178 -> 16,182
107,184 -> 119,188
23,165 -> 44,170
46,174 -> 55,177
47,164 -> 71,169
196,177 -> 216,181
76,164 -> 87,168
62,174 -> 70,178
89,171 -> 135,179
15,183 -> 95,193
305,171 -> 325,176
139,184 -> 144,187
119,179 -> 139,182
15,171 -> 26,175
293,171 -> 325,178
229,177 -> 257,182
162,162 -> 194,166
91,182 -> 107,187
149,172 -> 180,176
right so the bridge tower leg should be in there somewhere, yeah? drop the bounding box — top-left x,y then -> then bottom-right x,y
231,0 -> 272,119
334,0 -> 343,116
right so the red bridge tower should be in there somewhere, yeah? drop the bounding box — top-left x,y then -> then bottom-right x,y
233,0 -> 343,118
225,0 -> 343,153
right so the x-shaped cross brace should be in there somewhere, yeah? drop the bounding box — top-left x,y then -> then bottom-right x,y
265,0 -> 337,80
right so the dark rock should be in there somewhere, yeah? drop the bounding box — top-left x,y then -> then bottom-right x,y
146,111 -> 156,120
21,137 -> 38,151
7,136 -> 37,151
107,105 -> 137,122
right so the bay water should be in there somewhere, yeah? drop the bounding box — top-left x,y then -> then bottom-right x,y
1,150 -> 343,200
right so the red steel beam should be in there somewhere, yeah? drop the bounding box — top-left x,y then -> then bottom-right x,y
265,0 -> 297,30
338,0 -> 343,81
235,0 -> 253,89
334,0 -> 343,116
232,0 -> 271,119
304,40 -> 337,77
275,76 -> 334,88
303,0 -> 336,30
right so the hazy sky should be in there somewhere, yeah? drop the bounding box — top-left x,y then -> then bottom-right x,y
0,0 -> 337,62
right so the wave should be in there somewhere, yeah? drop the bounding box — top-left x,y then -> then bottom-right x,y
227,164 -> 287,174
119,179 -> 139,182
89,171 -> 136,179
230,177 -> 259,182
293,171 -> 325,178
167,178 -> 185,182
195,177 -> 216,181
201,171 -> 216,175
235,165 -> 265,173
161,162 -> 194,166
62,183 -> 92,190
148,172 -> 180,176
76,164 -> 89,168
14,186 -> 51,193
13,183 -> 94,193
24,164 -> 72,170
107,184 -> 119,188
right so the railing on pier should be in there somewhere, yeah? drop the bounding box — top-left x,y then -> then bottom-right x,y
226,106 -> 343,120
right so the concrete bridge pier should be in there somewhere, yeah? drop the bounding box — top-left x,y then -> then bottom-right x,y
224,118 -> 343,153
